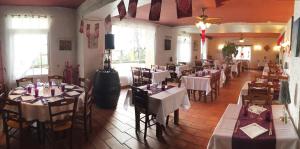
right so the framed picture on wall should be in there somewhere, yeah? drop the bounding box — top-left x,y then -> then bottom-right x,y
164,39 -> 171,50
59,39 -> 72,51
291,17 -> 300,57
193,40 -> 199,51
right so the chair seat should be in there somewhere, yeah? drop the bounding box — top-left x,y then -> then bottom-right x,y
46,121 -> 72,132
7,120 -> 29,128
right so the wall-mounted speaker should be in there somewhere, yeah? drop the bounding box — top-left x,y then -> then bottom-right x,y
105,34 -> 115,49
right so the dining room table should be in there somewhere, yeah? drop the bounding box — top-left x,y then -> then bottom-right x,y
207,104 -> 299,149
6,83 -> 85,122
124,84 -> 190,137
151,70 -> 171,84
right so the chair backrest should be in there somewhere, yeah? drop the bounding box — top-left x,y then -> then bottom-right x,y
78,77 -> 91,89
178,62 -> 187,65
131,86 -> 149,112
195,60 -> 202,66
2,98 -> 24,127
48,75 -> 64,85
248,82 -> 269,95
151,65 -> 158,69
16,77 -> 34,87
167,64 -> 176,71
48,98 -> 77,131
141,68 -> 152,79
84,85 -> 93,117
242,93 -> 270,105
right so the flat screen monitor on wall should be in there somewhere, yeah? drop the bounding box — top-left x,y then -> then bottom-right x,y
291,18 -> 300,57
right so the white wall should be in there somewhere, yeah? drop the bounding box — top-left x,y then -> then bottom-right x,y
155,25 -> 178,65
284,0 -> 300,134
0,6 -> 77,79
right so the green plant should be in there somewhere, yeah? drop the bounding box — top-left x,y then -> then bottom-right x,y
222,42 -> 238,63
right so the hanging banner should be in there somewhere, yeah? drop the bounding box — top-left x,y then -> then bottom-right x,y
79,20 -> 84,33
118,0 -> 127,20
95,23 -> 99,38
105,15 -> 112,33
176,0 -> 192,18
128,0 -> 138,18
201,30 -> 206,44
149,0 -> 162,21
86,24 -> 90,38
277,33 -> 285,46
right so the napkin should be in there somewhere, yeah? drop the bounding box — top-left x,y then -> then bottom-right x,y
248,105 -> 267,115
9,95 -> 21,100
65,85 -> 75,89
21,96 -> 36,101
12,90 -> 26,95
66,91 -> 80,96
240,123 -> 268,139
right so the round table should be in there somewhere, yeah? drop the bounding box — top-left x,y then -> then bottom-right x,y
7,84 -> 85,122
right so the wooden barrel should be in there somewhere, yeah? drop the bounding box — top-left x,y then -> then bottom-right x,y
93,69 -> 121,109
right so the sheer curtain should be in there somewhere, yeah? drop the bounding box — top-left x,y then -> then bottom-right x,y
4,15 -> 50,87
177,35 -> 192,63
111,20 -> 156,86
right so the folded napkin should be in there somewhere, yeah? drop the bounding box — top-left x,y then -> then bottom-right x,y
65,85 -> 75,89
12,90 -> 26,95
66,91 -> 80,96
240,123 -> 268,139
248,105 -> 267,115
21,96 -> 36,101
9,95 -> 21,100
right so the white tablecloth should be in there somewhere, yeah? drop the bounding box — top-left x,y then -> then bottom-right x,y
176,65 -> 190,76
152,70 -> 171,84
6,86 -> 85,122
124,86 -> 190,126
182,75 -> 211,95
231,63 -> 239,75
237,81 -> 251,105
207,104 -> 299,149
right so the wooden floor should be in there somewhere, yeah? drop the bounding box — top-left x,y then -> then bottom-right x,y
0,70 -> 258,149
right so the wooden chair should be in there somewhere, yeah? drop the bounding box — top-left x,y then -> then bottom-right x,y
242,93 -> 270,105
248,82 -> 269,95
141,68 -> 152,85
131,86 -> 155,140
167,64 -> 177,82
16,77 -> 33,87
131,67 -> 142,86
48,75 -> 64,85
224,66 -> 231,85
237,62 -> 242,77
215,71 -> 221,95
2,99 -> 31,149
75,85 -> 93,141
45,98 -> 78,149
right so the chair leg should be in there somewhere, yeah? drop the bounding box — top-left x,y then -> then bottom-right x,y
4,121 -> 9,149
69,129 -> 73,149
89,114 -> 92,133
135,111 -> 140,132
144,114 -> 149,140
84,116 -> 88,141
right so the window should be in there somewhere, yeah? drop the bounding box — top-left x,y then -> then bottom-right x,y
177,36 -> 192,63
7,16 -> 49,78
111,21 -> 155,86
234,46 -> 251,60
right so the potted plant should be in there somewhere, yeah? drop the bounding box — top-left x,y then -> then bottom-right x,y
222,42 -> 238,64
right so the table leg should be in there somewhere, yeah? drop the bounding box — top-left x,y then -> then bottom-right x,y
174,109 -> 179,125
156,123 -> 163,138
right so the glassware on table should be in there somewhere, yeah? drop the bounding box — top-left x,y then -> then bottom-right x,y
51,88 -> 55,97
34,88 -> 39,98
61,84 -> 65,92
27,86 -> 32,94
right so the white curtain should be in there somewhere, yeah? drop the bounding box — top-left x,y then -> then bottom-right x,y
4,15 -> 50,87
177,35 -> 192,63
111,20 -> 156,86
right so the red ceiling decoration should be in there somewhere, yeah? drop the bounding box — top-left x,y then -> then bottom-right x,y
0,0 -> 86,8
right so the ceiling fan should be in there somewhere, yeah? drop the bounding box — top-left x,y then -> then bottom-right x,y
195,8 -> 222,24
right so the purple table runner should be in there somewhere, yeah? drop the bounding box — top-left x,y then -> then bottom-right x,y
142,85 -> 175,95
232,105 -> 276,149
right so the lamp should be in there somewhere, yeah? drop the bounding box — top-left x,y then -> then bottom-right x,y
104,33 -> 115,70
